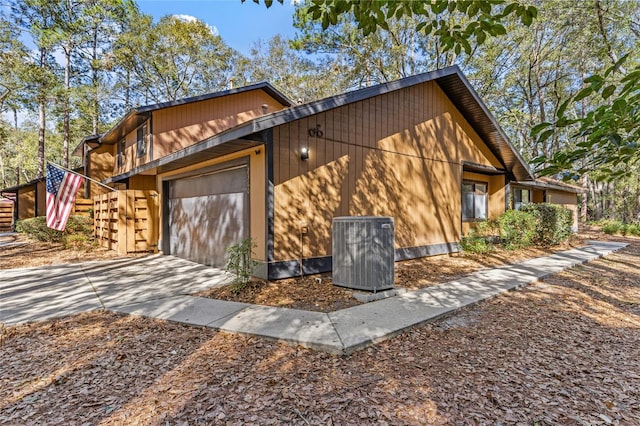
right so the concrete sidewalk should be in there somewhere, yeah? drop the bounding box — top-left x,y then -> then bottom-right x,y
0,255 -> 233,325
111,240 -> 628,354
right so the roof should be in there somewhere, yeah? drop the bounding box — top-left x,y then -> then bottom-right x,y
106,66 -> 535,183
515,177 -> 583,193
0,166 -> 85,193
0,177 -> 44,193
71,134 -> 102,158
99,82 -> 293,146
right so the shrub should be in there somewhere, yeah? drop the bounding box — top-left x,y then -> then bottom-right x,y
461,220 -> 498,254
625,223 -> 640,236
498,209 -> 537,249
602,220 -> 640,236
16,215 -> 94,246
520,203 -> 573,246
601,220 -> 622,235
225,237 -> 258,293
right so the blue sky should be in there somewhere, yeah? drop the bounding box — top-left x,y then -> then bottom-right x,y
137,0 -> 299,55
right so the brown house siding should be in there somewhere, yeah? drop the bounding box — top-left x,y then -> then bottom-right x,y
272,81 -> 504,263
111,90 -> 288,178
86,144 -> 114,197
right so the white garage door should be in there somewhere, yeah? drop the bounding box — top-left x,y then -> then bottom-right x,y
167,165 -> 249,267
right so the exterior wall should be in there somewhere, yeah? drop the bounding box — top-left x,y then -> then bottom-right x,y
17,182 -> 46,219
113,90 -> 288,177
156,146 -> 267,261
272,81 -> 503,262
17,186 -> 35,219
129,175 -> 157,191
86,144 -> 115,197
547,189 -> 579,231
532,189 -> 544,203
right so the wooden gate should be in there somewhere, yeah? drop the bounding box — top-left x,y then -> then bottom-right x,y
93,190 -> 159,254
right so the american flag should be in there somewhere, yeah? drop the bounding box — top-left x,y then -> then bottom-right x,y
46,163 -> 84,231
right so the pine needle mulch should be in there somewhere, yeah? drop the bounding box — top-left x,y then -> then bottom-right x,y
1,236 -> 639,424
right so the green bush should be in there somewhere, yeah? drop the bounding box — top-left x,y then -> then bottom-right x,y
520,203 -> 573,246
16,215 -> 94,245
461,220 -> 498,254
601,220 -> 640,236
225,237 -> 258,293
498,209 -> 537,249
625,223 -> 640,236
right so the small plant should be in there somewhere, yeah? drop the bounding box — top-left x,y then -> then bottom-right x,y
461,220 -> 498,254
602,220 -> 622,235
225,237 -> 258,293
63,233 -> 95,250
625,223 -> 640,236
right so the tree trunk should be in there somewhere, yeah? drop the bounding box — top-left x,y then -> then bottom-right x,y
92,27 -> 99,134
37,49 -> 46,179
63,46 -> 71,168
581,173 -> 588,223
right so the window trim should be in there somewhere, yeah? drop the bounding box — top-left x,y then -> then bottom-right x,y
462,179 -> 489,222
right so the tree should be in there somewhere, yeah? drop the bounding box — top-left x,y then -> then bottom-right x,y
532,56 -> 640,180
241,34 -> 342,102
114,12 -> 240,104
12,0 -> 62,179
248,0 -> 538,57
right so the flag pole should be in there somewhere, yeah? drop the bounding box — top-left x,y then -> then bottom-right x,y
48,161 -> 116,192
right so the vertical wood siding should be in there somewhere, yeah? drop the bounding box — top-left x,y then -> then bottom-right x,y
272,81 -> 505,261
112,89 -> 287,177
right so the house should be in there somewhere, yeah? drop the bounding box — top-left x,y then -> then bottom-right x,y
6,66 -> 580,278
0,167 -> 94,227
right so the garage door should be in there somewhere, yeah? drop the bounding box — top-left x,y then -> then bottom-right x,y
167,165 -> 249,267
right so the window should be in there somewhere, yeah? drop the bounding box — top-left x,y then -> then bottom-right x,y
462,181 -> 487,220
137,123 -> 148,157
514,188 -> 531,210
117,139 -> 125,167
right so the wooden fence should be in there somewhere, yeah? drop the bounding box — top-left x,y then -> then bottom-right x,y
0,200 -> 13,231
72,198 -> 93,216
93,190 -> 159,255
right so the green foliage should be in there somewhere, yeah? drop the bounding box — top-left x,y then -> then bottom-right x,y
460,220 -> 498,254
16,215 -> 94,246
296,0 -> 536,56
498,209 -> 537,249
520,203 -> 573,246
601,220 -> 622,235
225,237 -> 258,293
532,55 -> 640,180
601,220 -> 640,236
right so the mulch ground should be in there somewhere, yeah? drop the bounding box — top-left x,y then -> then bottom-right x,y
1,231 -> 639,424
196,235 -> 585,312
0,234 -> 135,270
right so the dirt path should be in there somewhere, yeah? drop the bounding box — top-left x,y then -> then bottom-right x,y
1,235 -> 638,424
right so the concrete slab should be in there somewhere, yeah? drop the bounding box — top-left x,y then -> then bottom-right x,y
86,255 -> 234,308
1,240 -> 629,354
211,305 -> 342,353
112,296 -> 249,326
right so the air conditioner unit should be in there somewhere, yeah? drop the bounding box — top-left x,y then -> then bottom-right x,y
332,216 -> 395,292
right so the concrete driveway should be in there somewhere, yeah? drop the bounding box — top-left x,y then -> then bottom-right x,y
0,255 -> 233,325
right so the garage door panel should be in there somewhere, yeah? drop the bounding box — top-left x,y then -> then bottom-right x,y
167,165 -> 249,268
170,167 -> 247,199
